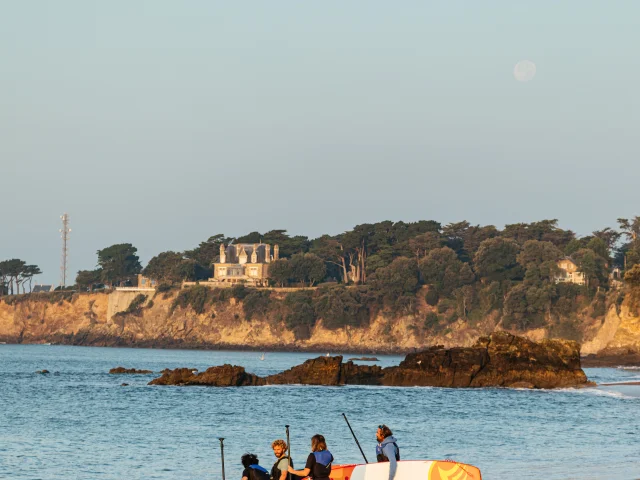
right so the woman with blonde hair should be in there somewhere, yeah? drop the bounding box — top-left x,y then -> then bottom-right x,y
288,434 -> 333,480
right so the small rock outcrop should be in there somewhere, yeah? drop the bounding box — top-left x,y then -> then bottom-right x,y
349,357 -> 379,361
148,333 -> 591,389
149,364 -> 262,386
35,369 -> 50,374
109,367 -> 153,374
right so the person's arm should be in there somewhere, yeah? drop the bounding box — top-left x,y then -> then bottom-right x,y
383,444 -> 398,480
289,453 -> 313,478
287,466 -> 310,477
242,477 -> 249,480
279,458 -> 289,480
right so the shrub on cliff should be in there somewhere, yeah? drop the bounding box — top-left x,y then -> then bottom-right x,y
502,284 -> 551,331
625,265 -> 640,287
242,290 -> 273,320
283,291 -> 317,340
119,294 -> 147,317
171,285 -> 212,315
314,285 -> 372,330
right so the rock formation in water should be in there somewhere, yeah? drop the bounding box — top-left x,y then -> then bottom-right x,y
148,332 -> 591,389
149,365 -> 262,386
109,367 -> 153,374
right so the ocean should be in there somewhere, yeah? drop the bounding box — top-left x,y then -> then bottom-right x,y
1,345 -> 638,479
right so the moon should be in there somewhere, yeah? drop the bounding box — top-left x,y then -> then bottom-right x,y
513,60 -> 536,82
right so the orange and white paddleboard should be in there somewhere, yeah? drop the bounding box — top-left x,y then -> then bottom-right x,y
329,460 -> 482,480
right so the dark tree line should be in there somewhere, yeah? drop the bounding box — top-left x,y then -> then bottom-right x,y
0,260 -> 42,295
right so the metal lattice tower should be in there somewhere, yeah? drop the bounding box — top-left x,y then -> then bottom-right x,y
59,213 -> 71,287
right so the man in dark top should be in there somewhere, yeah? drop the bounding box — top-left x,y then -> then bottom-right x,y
241,453 -> 270,480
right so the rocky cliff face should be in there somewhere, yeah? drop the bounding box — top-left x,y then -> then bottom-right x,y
1,288 -> 640,361
148,333 -> 590,389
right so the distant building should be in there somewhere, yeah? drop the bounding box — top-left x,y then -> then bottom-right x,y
212,243 -> 278,287
137,275 -> 158,289
32,285 -> 54,293
555,258 -> 586,285
610,266 -> 623,289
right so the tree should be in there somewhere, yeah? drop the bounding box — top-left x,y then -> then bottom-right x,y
624,264 -> 640,287
22,265 -> 42,293
473,238 -> 523,282
503,283 -> 553,331
419,247 -> 474,296
310,235 -> 349,283
97,244 -> 142,287
407,232 -> 445,259
618,217 -> 640,269
183,234 -> 233,267
289,253 -> 326,286
0,260 -> 42,294
369,257 -> 420,309
502,219 -> 575,249
516,240 -> 562,284
76,269 -> 103,291
593,228 -> 621,256
262,230 -> 310,258
143,251 -> 196,284
268,259 -> 292,287
572,248 -> 608,288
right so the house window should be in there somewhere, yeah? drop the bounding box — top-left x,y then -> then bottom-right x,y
218,268 -> 227,276
141,279 -> 147,285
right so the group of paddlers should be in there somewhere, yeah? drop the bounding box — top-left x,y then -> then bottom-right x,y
240,424 -> 400,480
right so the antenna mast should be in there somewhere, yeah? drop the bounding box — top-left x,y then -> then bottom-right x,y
59,213 -> 71,288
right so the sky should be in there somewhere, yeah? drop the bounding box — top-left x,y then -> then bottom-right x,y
1,1 -> 639,285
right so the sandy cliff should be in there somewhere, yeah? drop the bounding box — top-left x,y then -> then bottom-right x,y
1,288 -> 640,357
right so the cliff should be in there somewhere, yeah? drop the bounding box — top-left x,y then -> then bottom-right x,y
1,287 -> 640,359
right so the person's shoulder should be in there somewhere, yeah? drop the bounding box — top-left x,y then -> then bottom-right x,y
277,457 -> 289,467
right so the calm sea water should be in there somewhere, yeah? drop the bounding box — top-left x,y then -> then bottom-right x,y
1,345 -> 639,480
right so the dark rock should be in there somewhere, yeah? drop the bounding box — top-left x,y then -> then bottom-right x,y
121,383 -> 129,386
148,333 -> 592,389
266,356 -> 343,385
468,333 -> 590,389
149,364 -> 262,387
109,367 -> 153,374
36,369 -> 50,374
349,356 -> 380,361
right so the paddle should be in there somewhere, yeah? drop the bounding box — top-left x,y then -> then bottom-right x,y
285,424 -> 292,480
218,437 -> 226,480
341,413 -> 369,463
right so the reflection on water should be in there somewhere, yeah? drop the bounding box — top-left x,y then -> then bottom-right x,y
1,345 -> 639,479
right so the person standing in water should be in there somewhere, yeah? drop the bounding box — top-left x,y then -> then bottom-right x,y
288,434 -> 333,480
376,424 -> 400,480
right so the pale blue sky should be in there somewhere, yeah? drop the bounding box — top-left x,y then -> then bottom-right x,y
1,1 -> 639,284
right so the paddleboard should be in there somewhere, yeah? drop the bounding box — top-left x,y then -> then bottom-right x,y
329,460 -> 481,480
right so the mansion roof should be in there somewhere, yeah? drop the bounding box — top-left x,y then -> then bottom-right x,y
223,243 -> 269,264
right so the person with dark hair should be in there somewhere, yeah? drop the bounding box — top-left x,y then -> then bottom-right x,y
288,434 -> 333,480
241,453 -> 270,480
376,424 -> 400,480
